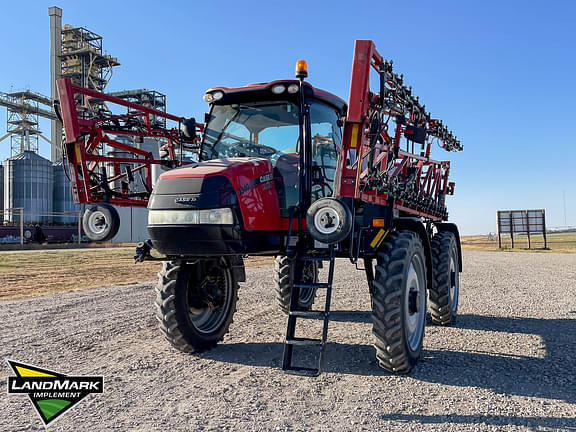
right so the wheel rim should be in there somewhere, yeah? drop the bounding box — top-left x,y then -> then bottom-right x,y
187,264 -> 234,334
404,253 -> 426,351
314,207 -> 340,235
449,249 -> 459,313
87,211 -> 108,235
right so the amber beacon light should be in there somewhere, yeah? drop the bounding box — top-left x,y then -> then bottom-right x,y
295,60 -> 308,79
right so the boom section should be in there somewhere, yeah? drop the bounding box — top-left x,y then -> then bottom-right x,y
55,78 -> 200,207
336,40 -> 463,221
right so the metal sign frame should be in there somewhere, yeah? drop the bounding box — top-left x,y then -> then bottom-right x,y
497,209 -> 547,249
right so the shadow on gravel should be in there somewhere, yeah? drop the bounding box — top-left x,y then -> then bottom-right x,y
415,314 -> 576,403
199,340 -> 385,376
380,413 -> 576,430
201,313 -> 575,403
324,310 -> 372,323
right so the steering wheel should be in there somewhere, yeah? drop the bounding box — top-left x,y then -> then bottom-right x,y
221,134 -> 279,158
243,143 -> 278,158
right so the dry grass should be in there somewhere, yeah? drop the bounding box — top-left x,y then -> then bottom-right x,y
4,231 -> 572,301
461,232 -> 576,253
0,249 -> 273,300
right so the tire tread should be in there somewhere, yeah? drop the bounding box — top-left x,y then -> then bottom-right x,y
371,231 -> 426,374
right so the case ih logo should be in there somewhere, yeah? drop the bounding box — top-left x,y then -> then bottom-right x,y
238,172 -> 274,196
174,197 -> 198,205
6,359 -> 103,428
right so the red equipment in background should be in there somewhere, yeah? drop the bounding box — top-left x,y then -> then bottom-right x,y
56,78 -> 201,208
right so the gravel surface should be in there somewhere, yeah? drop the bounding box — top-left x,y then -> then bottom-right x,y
1,251 -> 575,431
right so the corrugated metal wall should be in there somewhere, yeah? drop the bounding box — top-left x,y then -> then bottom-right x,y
3,151 -> 53,223
53,160 -> 84,222
0,164 -> 4,212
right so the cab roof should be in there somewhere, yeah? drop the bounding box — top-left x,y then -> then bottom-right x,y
205,80 -> 347,116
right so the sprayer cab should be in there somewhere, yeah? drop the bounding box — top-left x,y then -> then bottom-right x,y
147,77 -> 347,257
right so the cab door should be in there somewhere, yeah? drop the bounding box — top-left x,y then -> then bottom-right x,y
309,100 -> 342,202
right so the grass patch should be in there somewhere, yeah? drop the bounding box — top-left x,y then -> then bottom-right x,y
0,248 -> 273,300
461,232 -> 576,253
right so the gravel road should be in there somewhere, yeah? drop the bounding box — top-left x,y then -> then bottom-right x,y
1,251 -> 575,431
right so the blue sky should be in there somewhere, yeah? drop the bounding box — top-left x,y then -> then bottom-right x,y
1,0 -> 575,235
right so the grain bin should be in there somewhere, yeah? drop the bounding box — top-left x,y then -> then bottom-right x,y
0,164 -> 4,213
140,137 -> 162,188
53,159 -> 83,223
3,151 -> 53,223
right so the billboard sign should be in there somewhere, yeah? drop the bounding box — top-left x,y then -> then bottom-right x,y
497,209 -> 547,249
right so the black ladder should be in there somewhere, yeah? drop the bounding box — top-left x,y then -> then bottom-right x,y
282,246 -> 336,377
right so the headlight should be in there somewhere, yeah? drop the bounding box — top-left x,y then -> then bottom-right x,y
287,84 -> 299,94
148,208 -> 234,225
271,84 -> 286,94
204,91 -> 223,103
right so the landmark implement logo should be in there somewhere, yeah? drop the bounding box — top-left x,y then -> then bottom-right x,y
6,359 -> 103,427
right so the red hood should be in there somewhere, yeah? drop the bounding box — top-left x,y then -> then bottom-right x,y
160,157 -> 270,179
157,157 -> 281,231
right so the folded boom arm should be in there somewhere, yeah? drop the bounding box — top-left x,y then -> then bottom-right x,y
56,78 -> 201,207
335,40 -> 462,221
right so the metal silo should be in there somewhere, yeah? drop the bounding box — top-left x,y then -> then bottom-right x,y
0,164 -> 4,213
106,135 -> 135,191
4,151 -> 53,223
53,160 -> 82,223
140,137 -> 162,188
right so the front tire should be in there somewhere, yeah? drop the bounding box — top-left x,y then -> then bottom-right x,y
371,231 -> 427,373
429,231 -> 460,325
155,259 -> 238,353
274,255 -> 318,314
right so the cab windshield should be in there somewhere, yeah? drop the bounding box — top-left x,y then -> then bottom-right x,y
201,99 -> 342,211
201,100 -> 341,161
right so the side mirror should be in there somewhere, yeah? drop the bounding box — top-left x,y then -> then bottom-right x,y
182,117 -> 196,139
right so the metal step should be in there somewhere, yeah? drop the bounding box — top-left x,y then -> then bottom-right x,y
289,310 -> 327,319
300,255 -> 332,262
294,282 -> 331,290
285,337 -> 322,346
283,366 -> 322,377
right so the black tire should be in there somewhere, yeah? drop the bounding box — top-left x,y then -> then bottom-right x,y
155,258 -> 238,353
23,228 -> 33,242
429,231 -> 460,325
306,198 -> 352,244
82,204 -> 120,242
371,231 -> 427,373
274,255 -> 318,314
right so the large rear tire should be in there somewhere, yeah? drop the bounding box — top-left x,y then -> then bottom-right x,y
274,255 -> 318,314
155,259 -> 238,353
371,231 -> 427,373
429,231 -> 460,325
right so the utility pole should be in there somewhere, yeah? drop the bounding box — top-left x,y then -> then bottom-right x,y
563,190 -> 567,227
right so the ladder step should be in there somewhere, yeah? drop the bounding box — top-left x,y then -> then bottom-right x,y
299,255 -> 332,262
289,310 -> 327,319
283,366 -> 321,377
285,337 -> 322,346
294,283 -> 331,290
282,245 -> 335,376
